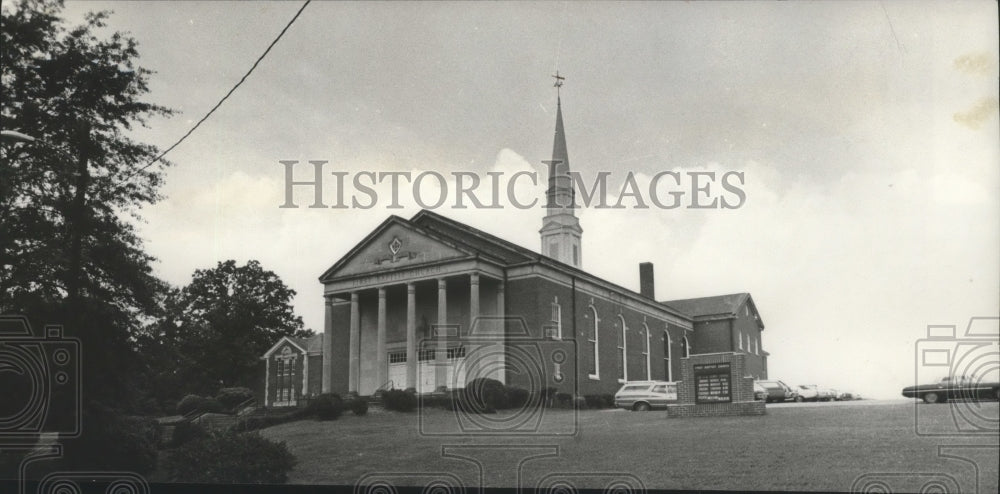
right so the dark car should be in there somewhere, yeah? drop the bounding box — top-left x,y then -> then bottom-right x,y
755,379 -> 798,403
902,375 -> 1000,404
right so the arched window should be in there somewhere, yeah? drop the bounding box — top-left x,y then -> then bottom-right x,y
643,323 -> 651,381
682,335 -> 691,358
663,330 -> 672,381
588,306 -> 599,379
617,314 -> 628,382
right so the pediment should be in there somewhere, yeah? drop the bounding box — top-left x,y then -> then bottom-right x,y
320,218 -> 471,281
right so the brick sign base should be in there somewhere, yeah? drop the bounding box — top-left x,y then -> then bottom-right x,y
666,352 -> 766,418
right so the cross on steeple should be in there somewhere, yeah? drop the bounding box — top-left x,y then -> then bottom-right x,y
552,71 -> 565,97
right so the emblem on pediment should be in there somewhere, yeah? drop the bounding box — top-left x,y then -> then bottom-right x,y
374,236 -> 416,265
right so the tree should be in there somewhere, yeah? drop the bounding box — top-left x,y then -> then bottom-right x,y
146,260 -> 312,396
1,0 -> 172,474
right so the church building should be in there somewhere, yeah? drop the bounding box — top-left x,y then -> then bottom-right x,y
260,90 -> 768,407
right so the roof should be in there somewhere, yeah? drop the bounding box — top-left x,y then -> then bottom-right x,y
320,209 -> 692,322
660,293 -> 765,329
262,333 -> 323,358
660,293 -> 750,317
410,209 -> 539,265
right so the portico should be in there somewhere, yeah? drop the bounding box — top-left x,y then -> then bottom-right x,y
320,223 -> 508,395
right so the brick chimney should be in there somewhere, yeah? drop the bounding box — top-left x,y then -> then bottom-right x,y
639,262 -> 655,299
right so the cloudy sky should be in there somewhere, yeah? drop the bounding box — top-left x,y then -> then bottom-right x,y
61,1 -> 999,399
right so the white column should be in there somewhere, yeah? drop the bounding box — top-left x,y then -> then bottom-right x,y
436,278 -> 448,389
376,287 -> 387,391
322,296 -> 333,393
349,292 -> 360,394
467,273 -> 481,382
406,282 -> 417,390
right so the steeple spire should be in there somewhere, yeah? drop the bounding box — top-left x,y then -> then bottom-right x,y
540,72 -> 583,268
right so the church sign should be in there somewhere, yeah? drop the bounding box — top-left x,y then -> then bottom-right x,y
694,362 -> 732,404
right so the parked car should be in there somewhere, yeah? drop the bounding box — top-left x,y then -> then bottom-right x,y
755,380 -> 798,403
818,388 -> 837,402
902,375 -> 1000,404
614,381 -> 678,411
753,382 -> 768,401
795,385 -> 820,402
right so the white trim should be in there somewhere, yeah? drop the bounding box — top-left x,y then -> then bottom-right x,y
262,336 -> 306,358
682,335 -> 691,358
264,356 -> 270,406
617,314 -> 628,382
302,352 -> 309,396
738,330 -> 743,350
663,330 -> 673,382
587,304 -> 600,380
643,323 -> 651,381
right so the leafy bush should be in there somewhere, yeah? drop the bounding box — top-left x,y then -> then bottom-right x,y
505,386 -> 530,408
457,378 -> 507,414
574,396 -> 587,410
348,398 -> 369,416
418,392 -> 455,410
170,421 -> 209,447
161,431 -> 296,483
176,394 -> 224,415
306,393 -> 343,420
60,405 -> 159,475
383,389 -> 417,412
601,394 -> 616,408
583,395 -> 605,409
215,387 -> 254,409
555,392 -> 574,408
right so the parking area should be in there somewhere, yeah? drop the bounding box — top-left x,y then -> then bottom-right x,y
260,400 -> 998,491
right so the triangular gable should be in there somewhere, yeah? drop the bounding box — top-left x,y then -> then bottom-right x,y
261,336 -> 306,358
319,216 -> 475,282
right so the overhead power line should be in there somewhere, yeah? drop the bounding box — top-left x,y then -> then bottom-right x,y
120,0 -> 312,185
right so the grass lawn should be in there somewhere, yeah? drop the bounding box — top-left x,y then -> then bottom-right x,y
260,400 -> 999,492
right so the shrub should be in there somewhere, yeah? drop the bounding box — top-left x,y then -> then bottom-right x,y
176,395 -> 224,416
457,378 -> 507,414
539,387 -> 558,407
602,394 -> 616,408
170,421 -> 209,448
418,393 -> 454,410
215,387 -> 254,409
348,398 -> 369,416
505,386 -> 530,409
382,389 -> 417,412
306,393 -> 343,420
60,405 -> 159,475
583,395 -> 605,409
161,431 -> 296,483
551,392 -> 571,408
574,396 -> 587,410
